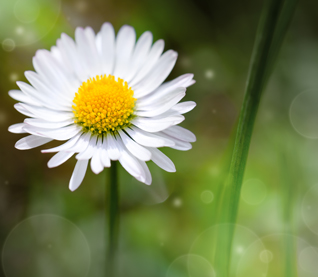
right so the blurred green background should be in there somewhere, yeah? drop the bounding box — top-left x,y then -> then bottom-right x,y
1,0 -> 318,276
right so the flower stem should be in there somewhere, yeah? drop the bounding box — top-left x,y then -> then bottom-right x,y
214,0 -> 297,275
106,161 -> 119,276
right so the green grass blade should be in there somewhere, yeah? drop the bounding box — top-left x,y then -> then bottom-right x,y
213,0 -> 298,276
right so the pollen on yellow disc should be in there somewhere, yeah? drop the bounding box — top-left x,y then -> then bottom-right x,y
72,75 -> 136,135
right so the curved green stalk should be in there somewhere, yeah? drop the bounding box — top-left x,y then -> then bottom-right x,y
214,0 -> 298,276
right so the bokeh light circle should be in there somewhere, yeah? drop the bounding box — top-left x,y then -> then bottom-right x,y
190,224 -> 267,277
2,214 -> 90,277
289,90 -> 318,139
259,250 -> 273,263
241,179 -> 267,205
166,254 -> 215,277
14,0 -> 40,23
257,233 -> 315,277
121,166 -> 172,206
201,190 -> 214,204
301,184 -> 318,235
2,39 -> 15,52
299,246 -> 318,274
0,0 -> 61,46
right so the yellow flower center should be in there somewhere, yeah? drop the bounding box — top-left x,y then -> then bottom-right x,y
72,75 -> 136,135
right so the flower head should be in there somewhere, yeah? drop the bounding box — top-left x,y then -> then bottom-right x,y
9,23 -> 196,191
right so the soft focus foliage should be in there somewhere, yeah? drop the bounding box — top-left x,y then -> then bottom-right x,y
1,0 -> 318,276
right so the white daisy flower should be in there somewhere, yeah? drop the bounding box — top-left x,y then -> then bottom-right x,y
8,23 -> 196,191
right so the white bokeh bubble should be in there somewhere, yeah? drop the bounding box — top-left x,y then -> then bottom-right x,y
258,233 -> 315,277
2,214 -> 90,277
201,190 -> 214,204
241,179 -> 267,205
259,250 -> 273,263
9,73 -> 19,82
166,254 -> 215,277
289,90 -> 318,139
15,26 -> 24,35
0,0 -> 61,46
302,185 -> 318,235
14,0 -> 40,23
205,69 -> 214,79
123,165 -> 172,206
190,224 -> 267,277
299,247 -> 318,274
2,39 -> 15,52
172,197 -> 183,208
140,168 -> 171,205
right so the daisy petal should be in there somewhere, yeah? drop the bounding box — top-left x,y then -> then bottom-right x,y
105,134 -> 122,160
129,39 -> 165,86
132,50 -> 178,98
157,132 -> 192,151
118,130 -> 151,161
125,126 -> 174,147
50,45 -> 65,68
147,147 -> 176,172
15,135 -> 52,150
137,74 -> 194,108
151,73 -> 194,95
91,152 -> 104,174
162,126 -> 196,142
67,133 -> 91,152
25,71 -> 72,108
125,31 -> 153,83
75,27 -> 102,78
137,87 -> 186,111
100,145 -> 111,167
69,159 -> 89,191
48,151 -> 74,168
171,101 -> 196,114
113,25 -> 136,79
99,22 -> 115,75
76,135 -> 97,160
9,123 -> 27,134
23,125 -> 82,141
33,49 -> 79,98
139,161 -> 152,185
135,88 -> 185,117
91,140 -> 104,174
119,150 -> 146,183
16,103 -> 73,122
9,90 -> 42,106
24,118 -> 74,129
16,81 -> 63,110
14,103 -> 34,117
58,33 -> 87,81
41,133 -> 82,153
132,115 -> 184,133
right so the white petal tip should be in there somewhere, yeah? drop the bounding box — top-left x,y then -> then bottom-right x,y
92,168 -> 104,175
15,142 -> 26,150
188,80 -> 196,86
69,182 -> 81,192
